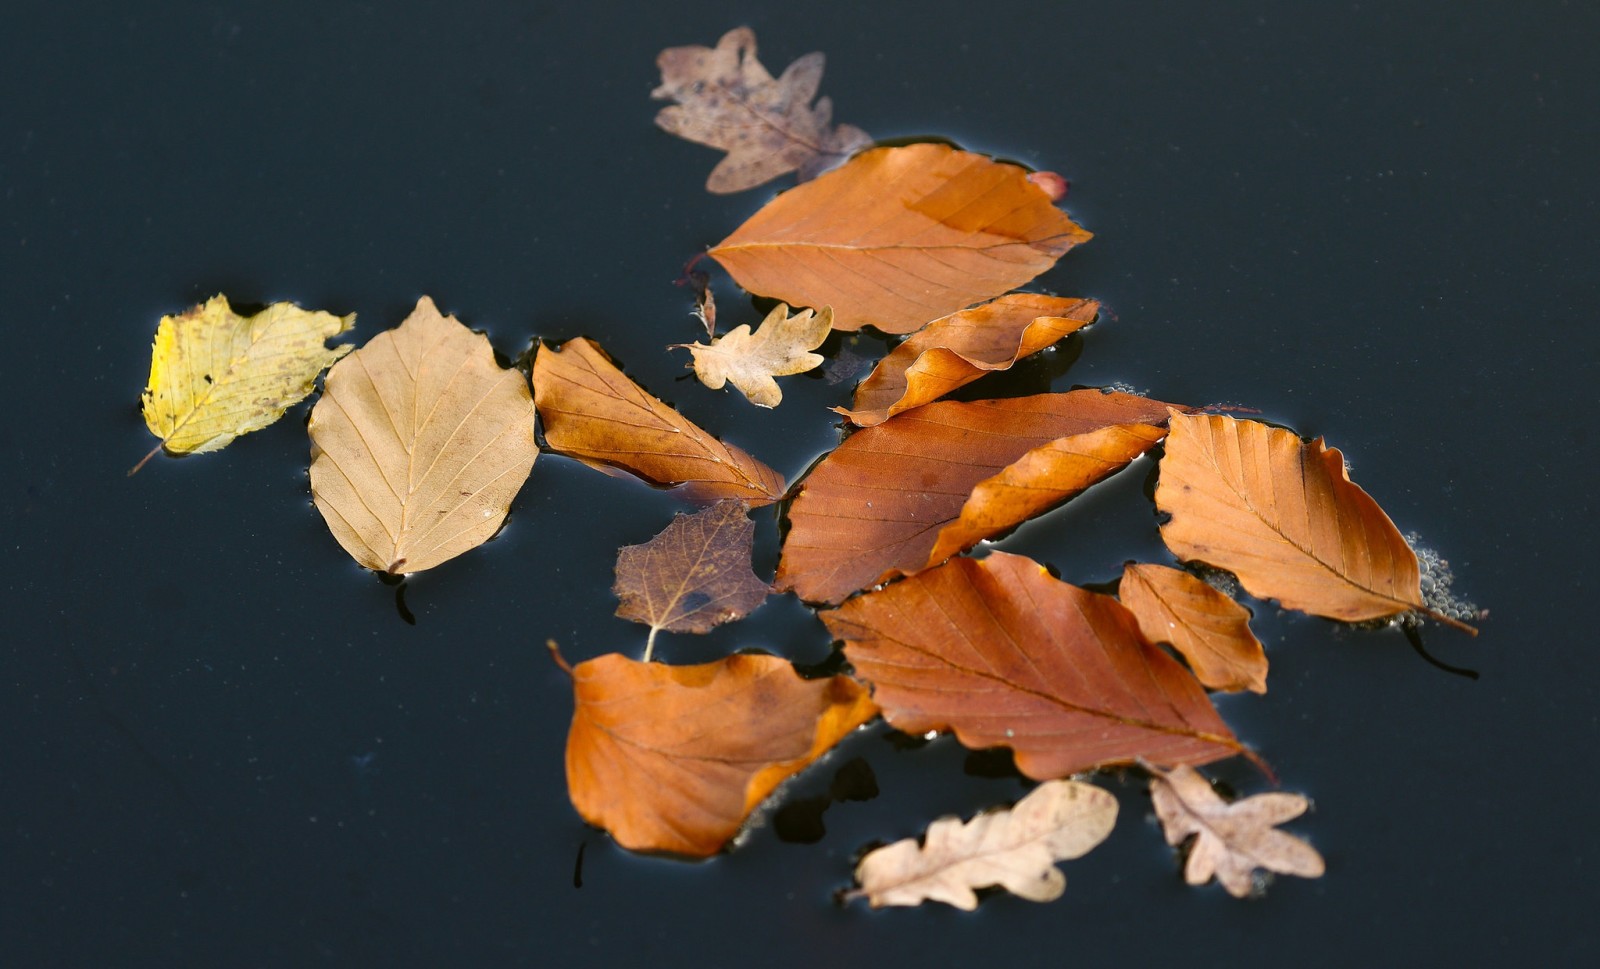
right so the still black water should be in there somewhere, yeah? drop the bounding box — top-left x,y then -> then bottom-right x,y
4,1 -> 1596,966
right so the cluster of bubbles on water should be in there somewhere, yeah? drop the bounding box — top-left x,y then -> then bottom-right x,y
1405,532 -> 1483,625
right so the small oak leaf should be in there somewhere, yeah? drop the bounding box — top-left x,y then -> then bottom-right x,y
674,303 -> 832,408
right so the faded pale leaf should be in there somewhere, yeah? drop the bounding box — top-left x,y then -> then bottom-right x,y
1120,563 -> 1268,694
307,297 -> 537,574
709,143 -> 1092,333
675,303 -> 832,407
836,295 -> 1098,426
532,337 -> 786,505
564,652 -> 878,856
778,392 -> 1178,605
1148,763 -> 1325,898
134,295 -> 353,472
653,26 -> 871,193
1156,411 -> 1464,628
821,552 -> 1246,778
613,500 -> 770,661
851,779 -> 1116,910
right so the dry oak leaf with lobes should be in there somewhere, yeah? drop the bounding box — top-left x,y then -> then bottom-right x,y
132,296 -> 354,474
653,25 -> 871,194
778,390 -> 1180,605
560,650 -> 878,856
1120,562 -> 1269,694
673,303 -> 833,408
1148,763 -> 1325,898
820,552 -> 1247,779
1156,411 -> 1475,633
614,499 -> 770,661
835,294 -> 1098,427
307,296 -> 538,574
709,143 -> 1092,334
848,779 -> 1116,910
533,337 -> 786,506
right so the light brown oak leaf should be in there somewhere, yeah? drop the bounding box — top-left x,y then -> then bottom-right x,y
674,303 -> 832,407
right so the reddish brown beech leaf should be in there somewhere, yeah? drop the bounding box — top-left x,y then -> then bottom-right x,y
613,500 -> 770,661
653,26 -> 871,194
777,391 -> 1178,605
835,295 -> 1099,427
533,337 -> 785,505
1156,411 -> 1473,632
821,552 -> 1246,778
1120,563 -> 1269,694
1148,763 -> 1325,898
709,143 -> 1092,333
563,651 -> 878,856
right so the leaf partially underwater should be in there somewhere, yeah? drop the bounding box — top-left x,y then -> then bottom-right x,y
849,779 -> 1117,910
307,296 -> 537,574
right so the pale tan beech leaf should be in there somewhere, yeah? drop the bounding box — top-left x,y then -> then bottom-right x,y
674,303 -> 832,407
848,779 -> 1117,910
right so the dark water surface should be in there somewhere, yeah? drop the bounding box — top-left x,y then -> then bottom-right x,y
4,1 -> 1596,965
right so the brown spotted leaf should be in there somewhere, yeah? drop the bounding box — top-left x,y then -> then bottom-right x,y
835,295 -> 1098,427
652,26 -> 871,194
1148,763 -> 1325,898
777,391 -> 1179,605
613,500 -> 770,661
564,652 -> 878,856
821,552 -> 1246,778
709,143 -> 1092,333
533,337 -> 786,505
1120,563 -> 1268,694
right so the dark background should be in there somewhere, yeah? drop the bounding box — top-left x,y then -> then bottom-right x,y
3,1 -> 1594,966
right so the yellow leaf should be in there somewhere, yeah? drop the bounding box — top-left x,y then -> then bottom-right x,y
132,295 -> 354,473
674,303 -> 832,407
307,296 -> 538,575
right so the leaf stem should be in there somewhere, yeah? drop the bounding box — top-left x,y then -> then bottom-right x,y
643,626 -> 660,663
127,441 -> 164,476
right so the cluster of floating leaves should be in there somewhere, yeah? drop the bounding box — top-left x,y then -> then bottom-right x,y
129,26 -> 1480,909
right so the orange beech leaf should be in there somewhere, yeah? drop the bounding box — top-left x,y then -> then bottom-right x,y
532,337 -> 786,505
835,294 -> 1098,427
613,500 -> 770,661
1120,563 -> 1269,694
777,391 -> 1179,605
652,26 -> 871,194
708,143 -> 1092,333
1155,411 -> 1473,632
821,552 -> 1246,777
564,652 -> 878,856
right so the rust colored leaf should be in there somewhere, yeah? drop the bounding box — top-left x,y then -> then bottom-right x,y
821,552 -> 1246,778
653,26 -> 872,194
1156,411 -> 1470,630
532,337 -> 786,505
835,294 -> 1098,427
709,143 -> 1092,333
848,779 -> 1116,910
613,500 -> 770,661
777,391 -> 1178,605
673,303 -> 832,408
307,297 -> 538,574
1148,763 -> 1325,898
1120,563 -> 1268,694
564,652 -> 878,856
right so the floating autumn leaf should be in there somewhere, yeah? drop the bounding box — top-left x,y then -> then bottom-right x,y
613,499 -> 770,661
674,303 -> 832,408
821,552 -> 1246,777
562,650 -> 878,856
653,26 -> 872,194
132,296 -> 353,474
709,143 -> 1092,333
1156,411 -> 1474,632
778,391 -> 1179,605
1120,563 -> 1269,694
532,337 -> 786,505
307,297 -> 537,574
1147,763 -> 1325,898
848,779 -> 1117,910
835,295 -> 1098,426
